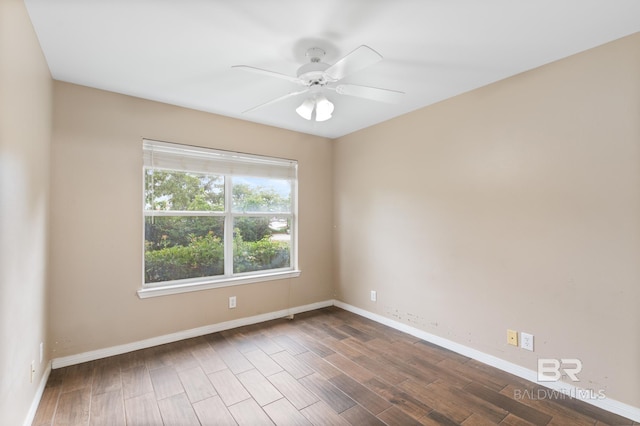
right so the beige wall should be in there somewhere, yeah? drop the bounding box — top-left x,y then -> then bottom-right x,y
0,0 -> 52,424
334,33 -> 640,406
49,82 -> 334,358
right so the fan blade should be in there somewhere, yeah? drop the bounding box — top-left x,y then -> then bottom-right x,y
243,88 -> 309,113
232,65 -> 304,85
324,45 -> 383,81
335,84 -> 404,103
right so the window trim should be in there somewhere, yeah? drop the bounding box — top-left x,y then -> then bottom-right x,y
137,269 -> 301,299
139,139 -> 299,298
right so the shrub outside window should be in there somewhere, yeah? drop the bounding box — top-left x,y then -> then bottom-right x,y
140,139 -> 298,297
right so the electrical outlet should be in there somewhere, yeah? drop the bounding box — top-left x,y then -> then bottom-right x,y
507,329 -> 518,346
229,296 -> 237,309
30,361 -> 35,383
520,332 -> 534,351
370,290 -> 377,302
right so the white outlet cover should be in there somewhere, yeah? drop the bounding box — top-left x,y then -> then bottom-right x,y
370,290 -> 377,302
520,332 -> 534,351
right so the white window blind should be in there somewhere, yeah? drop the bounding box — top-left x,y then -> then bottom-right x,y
143,139 -> 297,180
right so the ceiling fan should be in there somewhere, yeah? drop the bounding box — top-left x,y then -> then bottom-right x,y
233,45 -> 404,122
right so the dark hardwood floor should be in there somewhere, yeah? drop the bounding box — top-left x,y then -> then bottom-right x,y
33,307 -> 636,425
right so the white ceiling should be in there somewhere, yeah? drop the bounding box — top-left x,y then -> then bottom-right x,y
25,0 -> 640,139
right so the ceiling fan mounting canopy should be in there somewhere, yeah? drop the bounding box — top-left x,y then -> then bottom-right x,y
305,47 -> 326,62
233,44 -> 404,119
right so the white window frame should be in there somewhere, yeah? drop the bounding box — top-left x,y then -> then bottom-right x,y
138,139 -> 300,299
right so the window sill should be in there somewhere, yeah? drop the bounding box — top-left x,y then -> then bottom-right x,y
137,270 -> 301,299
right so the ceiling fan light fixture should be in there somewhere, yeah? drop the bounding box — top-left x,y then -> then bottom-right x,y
296,95 -> 334,122
315,95 -> 334,122
295,98 -> 315,120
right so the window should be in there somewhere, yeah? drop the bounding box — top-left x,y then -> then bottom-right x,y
139,139 -> 299,298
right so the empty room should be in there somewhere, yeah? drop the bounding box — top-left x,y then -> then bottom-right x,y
1,0 -> 639,425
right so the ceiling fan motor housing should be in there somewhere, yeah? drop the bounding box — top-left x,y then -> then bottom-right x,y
297,47 -> 332,86
297,62 -> 331,85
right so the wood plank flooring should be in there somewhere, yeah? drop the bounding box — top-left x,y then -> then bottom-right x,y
33,307 -> 637,425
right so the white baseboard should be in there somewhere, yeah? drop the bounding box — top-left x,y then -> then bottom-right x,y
23,361 -> 52,426
51,299 -> 333,369
334,300 -> 640,424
